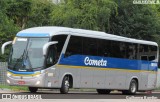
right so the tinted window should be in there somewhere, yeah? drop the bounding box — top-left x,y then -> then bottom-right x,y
148,45 -> 157,61
65,35 -> 157,61
141,56 -> 148,61
97,39 -> 111,57
52,35 -> 68,55
46,45 -> 57,67
139,44 -> 157,61
150,46 -> 157,51
65,36 -> 83,57
119,42 -> 127,58
139,45 -> 149,53
110,41 -> 126,58
83,37 -> 97,56
126,43 -> 138,59
45,35 -> 67,67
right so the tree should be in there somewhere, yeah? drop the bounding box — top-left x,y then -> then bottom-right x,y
26,0 -> 54,27
6,0 -> 54,29
0,0 -> 19,61
51,0 -> 117,31
6,0 -> 32,29
110,0 -> 160,41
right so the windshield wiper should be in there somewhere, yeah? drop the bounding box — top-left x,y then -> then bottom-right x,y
25,50 -> 33,71
13,49 -> 26,70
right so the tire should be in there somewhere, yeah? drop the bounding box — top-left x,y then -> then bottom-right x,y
28,87 -> 38,93
122,79 -> 137,95
97,89 -> 111,94
60,76 -> 70,94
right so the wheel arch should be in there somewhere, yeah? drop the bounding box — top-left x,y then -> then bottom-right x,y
129,76 -> 139,90
60,73 -> 73,88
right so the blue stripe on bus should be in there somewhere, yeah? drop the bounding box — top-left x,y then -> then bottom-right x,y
59,54 -> 158,71
8,69 -> 35,74
17,33 -> 50,37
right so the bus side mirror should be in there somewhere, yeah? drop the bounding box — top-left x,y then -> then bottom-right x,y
1,41 -> 12,54
43,41 -> 58,56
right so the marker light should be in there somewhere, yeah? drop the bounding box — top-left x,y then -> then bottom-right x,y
36,81 -> 40,85
6,80 -> 10,84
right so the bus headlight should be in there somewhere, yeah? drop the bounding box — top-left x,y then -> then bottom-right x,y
7,72 -> 12,77
35,74 -> 41,77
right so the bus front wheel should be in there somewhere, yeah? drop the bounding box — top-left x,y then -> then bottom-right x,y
97,89 -> 111,94
60,76 -> 70,94
28,87 -> 38,93
122,79 -> 137,95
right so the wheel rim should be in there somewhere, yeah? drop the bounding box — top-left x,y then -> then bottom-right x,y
130,82 -> 136,93
64,79 -> 69,91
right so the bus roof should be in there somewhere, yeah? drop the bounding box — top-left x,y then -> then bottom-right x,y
17,26 -> 158,46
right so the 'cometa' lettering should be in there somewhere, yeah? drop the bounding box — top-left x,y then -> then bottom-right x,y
84,57 -> 107,67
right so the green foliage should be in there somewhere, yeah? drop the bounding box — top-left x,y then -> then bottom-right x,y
0,0 -> 20,61
0,85 -> 28,91
26,0 -> 54,27
51,0 -> 117,31
6,0 -> 32,29
6,0 -> 54,29
110,0 -> 160,40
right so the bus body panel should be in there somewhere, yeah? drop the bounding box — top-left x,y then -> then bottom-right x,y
43,66 -> 60,88
92,70 -> 106,88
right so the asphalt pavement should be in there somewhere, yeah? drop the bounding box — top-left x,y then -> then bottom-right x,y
0,89 -> 160,99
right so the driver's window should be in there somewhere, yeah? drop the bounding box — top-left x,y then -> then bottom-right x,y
46,45 -> 57,67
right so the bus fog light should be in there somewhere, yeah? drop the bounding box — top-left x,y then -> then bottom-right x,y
6,80 -> 10,84
36,81 -> 40,85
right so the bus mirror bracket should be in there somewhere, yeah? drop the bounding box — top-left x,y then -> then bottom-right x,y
1,41 -> 12,55
43,41 -> 58,56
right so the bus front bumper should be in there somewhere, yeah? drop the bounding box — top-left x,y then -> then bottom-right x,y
6,73 -> 45,87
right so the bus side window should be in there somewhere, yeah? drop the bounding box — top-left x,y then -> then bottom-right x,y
148,45 -> 157,61
83,37 -> 98,56
148,56 -> 155,61
65,36 -> 83,57
141,55 -> 156,61
119,42 -> 126,58
97,39 -> 111,57
139,45 -> 149,61
139,44 -> 157,61
110,41 -> 125,58
126,43 -> 138,60
141,56 -> 148,61
52,35 -> 67,58
46,45 -> 57,67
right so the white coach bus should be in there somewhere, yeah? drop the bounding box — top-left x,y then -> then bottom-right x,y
1,26 -> 159,94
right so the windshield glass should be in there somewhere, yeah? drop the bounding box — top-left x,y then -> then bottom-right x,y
9,37 -> 49,71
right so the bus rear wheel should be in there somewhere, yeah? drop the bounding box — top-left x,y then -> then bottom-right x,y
28,87 -> 38,93
122,79 -> 137,95
60,76 -> 70,94
97,89 -> 111,94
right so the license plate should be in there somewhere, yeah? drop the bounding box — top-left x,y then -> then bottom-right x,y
18,81 -> 25,85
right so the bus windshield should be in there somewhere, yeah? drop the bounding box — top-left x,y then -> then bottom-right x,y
8,37 -> 49,71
